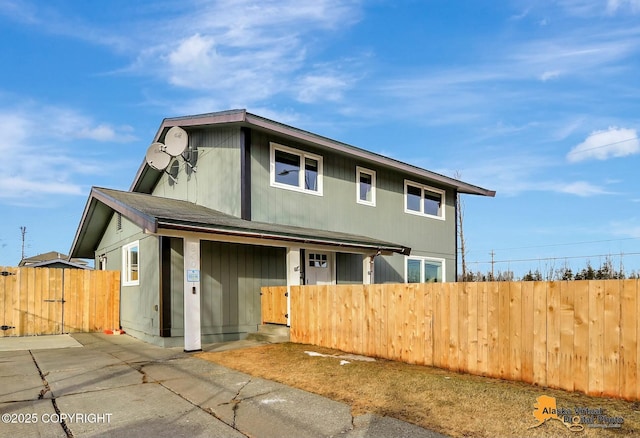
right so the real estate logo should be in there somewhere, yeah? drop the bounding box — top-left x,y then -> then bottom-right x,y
530,395 -> 624,431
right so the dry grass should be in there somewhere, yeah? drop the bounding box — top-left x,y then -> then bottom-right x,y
197,343 -> 640,438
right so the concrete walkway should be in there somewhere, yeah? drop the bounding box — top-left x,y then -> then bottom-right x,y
0,333 -> 448,438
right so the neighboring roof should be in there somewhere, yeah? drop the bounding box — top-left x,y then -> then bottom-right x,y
19,251 -> 88,267
70,187 -> 411,259
131,109 -> 496,197
23,259 -> 91,269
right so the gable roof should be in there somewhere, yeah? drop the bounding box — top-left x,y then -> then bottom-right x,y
19,251 -> 89,267
131,109 -> 496,197
69,187 -> 411,259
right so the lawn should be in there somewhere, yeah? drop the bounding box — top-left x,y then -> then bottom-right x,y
197,343 -> 640,437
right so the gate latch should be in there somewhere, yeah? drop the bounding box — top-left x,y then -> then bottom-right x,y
0,271 -> 15,276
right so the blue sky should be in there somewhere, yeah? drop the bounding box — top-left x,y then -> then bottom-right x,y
1,0 -> 639,276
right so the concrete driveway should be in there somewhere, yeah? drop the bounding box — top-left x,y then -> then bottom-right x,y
0,333 -> 447,438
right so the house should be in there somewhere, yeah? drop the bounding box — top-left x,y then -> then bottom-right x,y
69,109 -> 495,350
19,251 -> 90,269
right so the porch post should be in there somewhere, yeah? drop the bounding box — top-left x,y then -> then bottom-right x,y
183,236 -> 201,352
363,255 -> 374,285
286,248 -> 301,327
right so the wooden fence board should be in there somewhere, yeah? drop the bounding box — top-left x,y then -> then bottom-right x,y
603,280 -> 621,397
458,282 -> 469,372
573,280 -> 590,393
520,281 -> 534,384
620,279 -> 638,400
486,283 -> 500,378
498,282 -> 510,379
546,281 -> 561,389
559,281 -> 575,392
532,281 -> 547,387
588,280 -> 605,396
509,281 -> 522,381
477,282 -> 488,376
466,282 -> 478,374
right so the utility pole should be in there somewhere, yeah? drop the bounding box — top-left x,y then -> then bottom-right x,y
490,250 -> 495,280
20,226 -> 26,260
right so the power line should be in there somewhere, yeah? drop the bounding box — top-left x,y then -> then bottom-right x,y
465,236 -> 640,254
468,251 -> 640,265
569,135 -> 638,156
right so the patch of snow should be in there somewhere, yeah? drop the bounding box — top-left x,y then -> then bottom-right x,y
340,360 -> 350,366
260,397 -> 287,405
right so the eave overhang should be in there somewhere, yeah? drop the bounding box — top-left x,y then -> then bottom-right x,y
70,187 -> 410,259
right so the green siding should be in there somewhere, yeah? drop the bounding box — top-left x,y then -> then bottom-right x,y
95,214 -> 160,336
151,128 -> 242,216
249,129 -> 457,281
336,253 -> 363,284
193,241 -> 286,337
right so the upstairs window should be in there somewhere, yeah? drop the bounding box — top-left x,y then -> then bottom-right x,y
122,241 -> 139,286
356,166 -> 376,206
270,143 -> 323,195
404,180 -> 445,220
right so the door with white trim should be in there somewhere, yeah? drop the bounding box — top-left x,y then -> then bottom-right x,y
305,251 -> 333,285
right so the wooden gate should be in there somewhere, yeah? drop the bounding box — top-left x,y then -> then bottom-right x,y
0,267 -> 120,337
261,286 -> 288,325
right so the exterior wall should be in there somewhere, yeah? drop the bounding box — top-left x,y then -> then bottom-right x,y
336,253 -> 363,284
94,214 -> 160,338
179,241 -> 286,341
249,129 -> 456,281
151,127 -> 242,217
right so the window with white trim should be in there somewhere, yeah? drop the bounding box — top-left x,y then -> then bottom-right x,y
270,143 -> 323,195
404,180 -> 445,219
405,256 -> 445,283
356,166 -> 376,206
122,241 -> 139,286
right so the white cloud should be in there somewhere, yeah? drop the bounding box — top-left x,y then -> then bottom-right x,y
0,102 -> 134,202
607,0 -> 640,14
557,181 -> 611,196
567,126 -> 639,162
296,73 -> 350,103
540,70 -> 561,81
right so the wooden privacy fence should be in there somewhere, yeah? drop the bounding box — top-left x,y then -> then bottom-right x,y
0,267 -> 120,337
286,280 -> 640,401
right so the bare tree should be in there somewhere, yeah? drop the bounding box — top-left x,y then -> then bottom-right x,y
454,171 -> 467,281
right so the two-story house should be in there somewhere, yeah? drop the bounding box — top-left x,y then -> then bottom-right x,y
70,109 -> 495,349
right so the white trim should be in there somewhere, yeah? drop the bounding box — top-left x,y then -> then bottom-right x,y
404,180 -> 445,220
356,166 -> 376,206
270,142 -> 323,196
122,241 -> 140,286
405,255 -> 446,283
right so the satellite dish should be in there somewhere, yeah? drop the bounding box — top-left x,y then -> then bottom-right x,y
164,126 -> 188,156
145,142 -> 171,171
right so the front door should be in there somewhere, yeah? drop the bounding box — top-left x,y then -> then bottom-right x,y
305,251 -> 334,285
